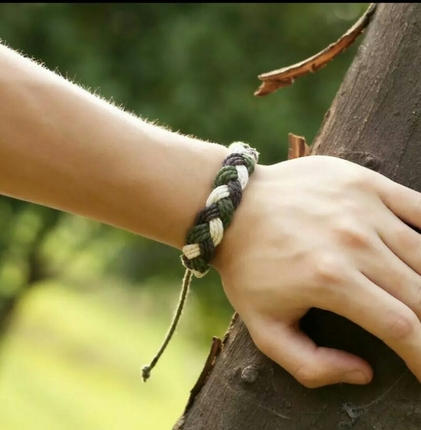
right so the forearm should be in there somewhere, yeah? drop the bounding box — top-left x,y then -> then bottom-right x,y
0,43 -> 229,250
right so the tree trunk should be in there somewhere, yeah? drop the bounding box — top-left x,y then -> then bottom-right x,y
174,4 -> 421,430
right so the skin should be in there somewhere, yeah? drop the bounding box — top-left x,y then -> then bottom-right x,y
2,43 -> 421,388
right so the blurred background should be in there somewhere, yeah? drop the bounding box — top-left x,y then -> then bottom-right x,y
0,3 -> 369,430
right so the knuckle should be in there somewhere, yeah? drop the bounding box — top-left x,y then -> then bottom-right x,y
385,310 -> 418,340
333,217 -> 369,249
293,364 -> 321,389
251,332 -> 271,356
343,167 -> 372,189
394,223 -> 418,251
252,332 -> 323,389
412,285 -> 421,314
313,252 -> 344,285
341,174 -> 364,192
339,196 -> 363,215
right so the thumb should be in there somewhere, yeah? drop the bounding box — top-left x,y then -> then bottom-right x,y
250,321 -> 373,388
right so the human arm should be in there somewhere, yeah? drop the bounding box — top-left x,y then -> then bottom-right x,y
0,43 -> 229,250
2,42 -> 421,388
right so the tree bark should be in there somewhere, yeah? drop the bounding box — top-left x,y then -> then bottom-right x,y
174,4 -> 421,430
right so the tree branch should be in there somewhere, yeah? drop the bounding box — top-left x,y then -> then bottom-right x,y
254,3 -> 377,97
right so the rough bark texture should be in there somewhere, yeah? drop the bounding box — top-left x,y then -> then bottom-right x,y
174,4 -> 421,430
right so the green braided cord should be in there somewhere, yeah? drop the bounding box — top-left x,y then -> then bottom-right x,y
181,142 -> 259,278
214,165 -> 238,187
186,223 -> 211,244
216,198 -> 234,228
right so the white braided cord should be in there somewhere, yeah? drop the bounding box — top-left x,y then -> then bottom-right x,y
182,142 -> 259,277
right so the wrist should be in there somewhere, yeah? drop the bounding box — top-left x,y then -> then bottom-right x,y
168,140 -> 231,251
181,143 -> 259,277
211,163 -> 267,278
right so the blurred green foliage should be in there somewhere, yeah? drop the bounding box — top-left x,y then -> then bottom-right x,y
0,3 -> 368,429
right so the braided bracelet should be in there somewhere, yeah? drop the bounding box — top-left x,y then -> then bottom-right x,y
142,142 -> 259,382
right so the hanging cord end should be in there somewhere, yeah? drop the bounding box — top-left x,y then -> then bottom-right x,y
140,269 -> 193,383
141,364 -> 152,382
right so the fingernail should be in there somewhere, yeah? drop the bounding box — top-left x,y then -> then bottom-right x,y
343,370 -> 368,385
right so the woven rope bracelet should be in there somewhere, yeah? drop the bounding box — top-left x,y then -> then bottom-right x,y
142,142 -> 259,382
181,141 -> 259,277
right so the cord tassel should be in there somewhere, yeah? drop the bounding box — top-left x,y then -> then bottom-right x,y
141,269 -> 193,382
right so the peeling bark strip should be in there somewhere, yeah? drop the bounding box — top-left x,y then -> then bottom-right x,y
287,133 -> 310,160
175,4 -> 421,430
254,3 -> 376,97
185,337 -> 222,408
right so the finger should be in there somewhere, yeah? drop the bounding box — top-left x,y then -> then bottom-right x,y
377,209 -> 421,277
250,321 -> 372,388
360,232 -> 421,319
377,176 -> 421,230
321,272 -> 421,382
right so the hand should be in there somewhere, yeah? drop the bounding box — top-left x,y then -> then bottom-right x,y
213,155 -> 421,388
